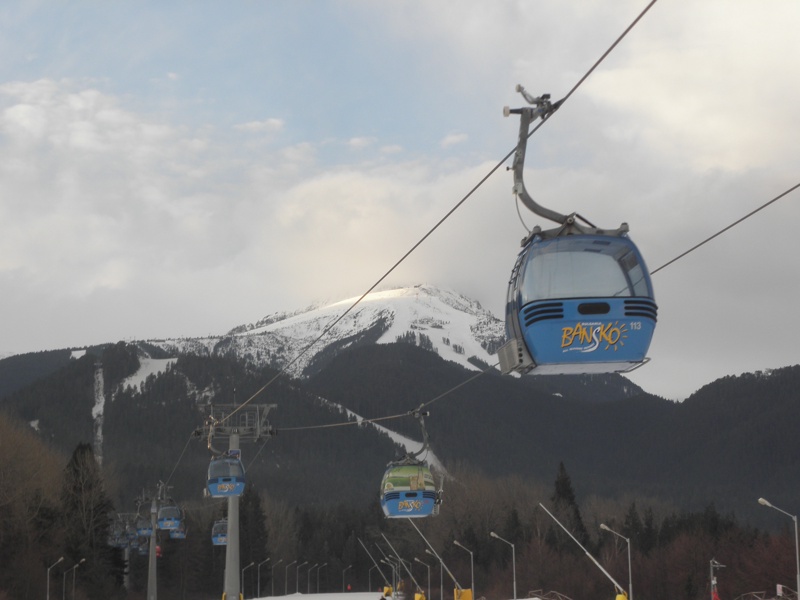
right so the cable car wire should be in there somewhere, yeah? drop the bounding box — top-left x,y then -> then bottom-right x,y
157,0 -> 798,504
264,176 -> 800,433
161,0 -> 797,489
219,0 -> 660,425
276,362 -> 498,433
164,434 -> 194,487
649,182 -> 800,276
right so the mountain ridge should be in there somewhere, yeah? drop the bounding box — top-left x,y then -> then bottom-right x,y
144,284 -> 507,379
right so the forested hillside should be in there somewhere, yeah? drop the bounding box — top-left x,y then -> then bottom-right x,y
307,343 -> 800,524
2,342 -> 800,599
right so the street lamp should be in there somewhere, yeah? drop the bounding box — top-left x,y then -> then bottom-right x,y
63,558 -> 85,600
318,562 -> 328,593
308,563 -> 319,594
600,524 -> 633,600
381,559 -> 397,590
242,562 -> 255,599
454,541 -> 475,600
424,549 -> 444,600
47,556 -> 64,600
272,558 -> 283,597
285,560 -> 297,596
414,558 -> 431,600
490,532 -> 516,600
759,498 -> 800,599
343,564 -> 353,592
71,558 -> 85,600
258,558 -> 271,598
297,561 -> 309,594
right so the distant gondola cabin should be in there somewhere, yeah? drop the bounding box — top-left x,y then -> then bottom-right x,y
207,456 -> 246,497
380,464 -> 437,518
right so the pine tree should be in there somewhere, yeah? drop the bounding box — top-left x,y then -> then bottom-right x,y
240,484 -> 269,568
60,442 -> 122,599
548,462 -> 590,552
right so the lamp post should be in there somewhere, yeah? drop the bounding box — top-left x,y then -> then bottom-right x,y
709,558 -> 726,600
318,562 -> 328,593
424,549 -> 443,600
297,561 -> 309,594
47,556 -> 64,600
71,559 -> 85,600
759,498 -> 800,599
342,564 -> 353,592
490,532 -> 516,600
285,560 -> 297,596
453,541 -> 475,600
258,558 -> 271,598
414,558 -> 431,600
63,559 -> 85,600
242,562 -> 255,599
382,558 -> 398,590
600,524 -> 632,600
271,559 -> 283,597
308,563 -> 319,594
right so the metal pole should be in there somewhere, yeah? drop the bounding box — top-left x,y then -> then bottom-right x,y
148,495 -> 158,600
297,561 -> 308,594
759,499 -> 800,599
271,559 -> 283,597
318,563 -> 328,593
414,558 -> 431,600
381,534 -> 424,593
224,434 -> 242,600
407,519 -> 461,591
309,564 -> 318,594
539,504 -> 624,597
454,541 -> 475,600
71,559 -> 85,600
241,562 -> 254,599
343,565 -> 353,592
258,558 -> 271,598
47,557 -> 64,600
490,532 -> 516,600
359,538 -> 390,590
600,524 -> 633,600
424,550 -> 443,600
794,517 -> 799,600
285,560 -> 297,596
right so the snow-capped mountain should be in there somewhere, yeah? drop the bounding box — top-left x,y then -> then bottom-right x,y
147,284 -> 506,378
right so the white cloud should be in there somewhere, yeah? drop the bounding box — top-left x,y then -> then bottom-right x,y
440,132 -> 468,148
347,136 -> 375,149
0,2 -> 798,400
234,118 -> 284,133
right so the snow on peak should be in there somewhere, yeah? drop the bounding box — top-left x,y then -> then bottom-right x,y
151,284 -> 505,378
233,284 -> 505,376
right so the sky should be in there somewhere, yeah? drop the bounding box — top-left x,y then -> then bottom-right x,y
1,0 -> 798,401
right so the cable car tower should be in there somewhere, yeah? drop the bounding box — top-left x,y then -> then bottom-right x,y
200,402 -> 276,600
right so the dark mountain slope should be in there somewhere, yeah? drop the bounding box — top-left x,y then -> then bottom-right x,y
308,343 -> 800,521
0,348 -> 75,399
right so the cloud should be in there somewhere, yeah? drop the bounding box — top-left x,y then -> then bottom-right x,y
0,2 -> 799,401
440,133 -> 468,148
234,118 -> 284,133
347,136 -> 375,149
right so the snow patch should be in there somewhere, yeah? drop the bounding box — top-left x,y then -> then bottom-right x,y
122,358 -> 176,391
151,285 -> 504,380
319,396 -> 446,473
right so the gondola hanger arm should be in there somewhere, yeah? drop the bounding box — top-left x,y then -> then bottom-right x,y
504,85 -> 567,225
